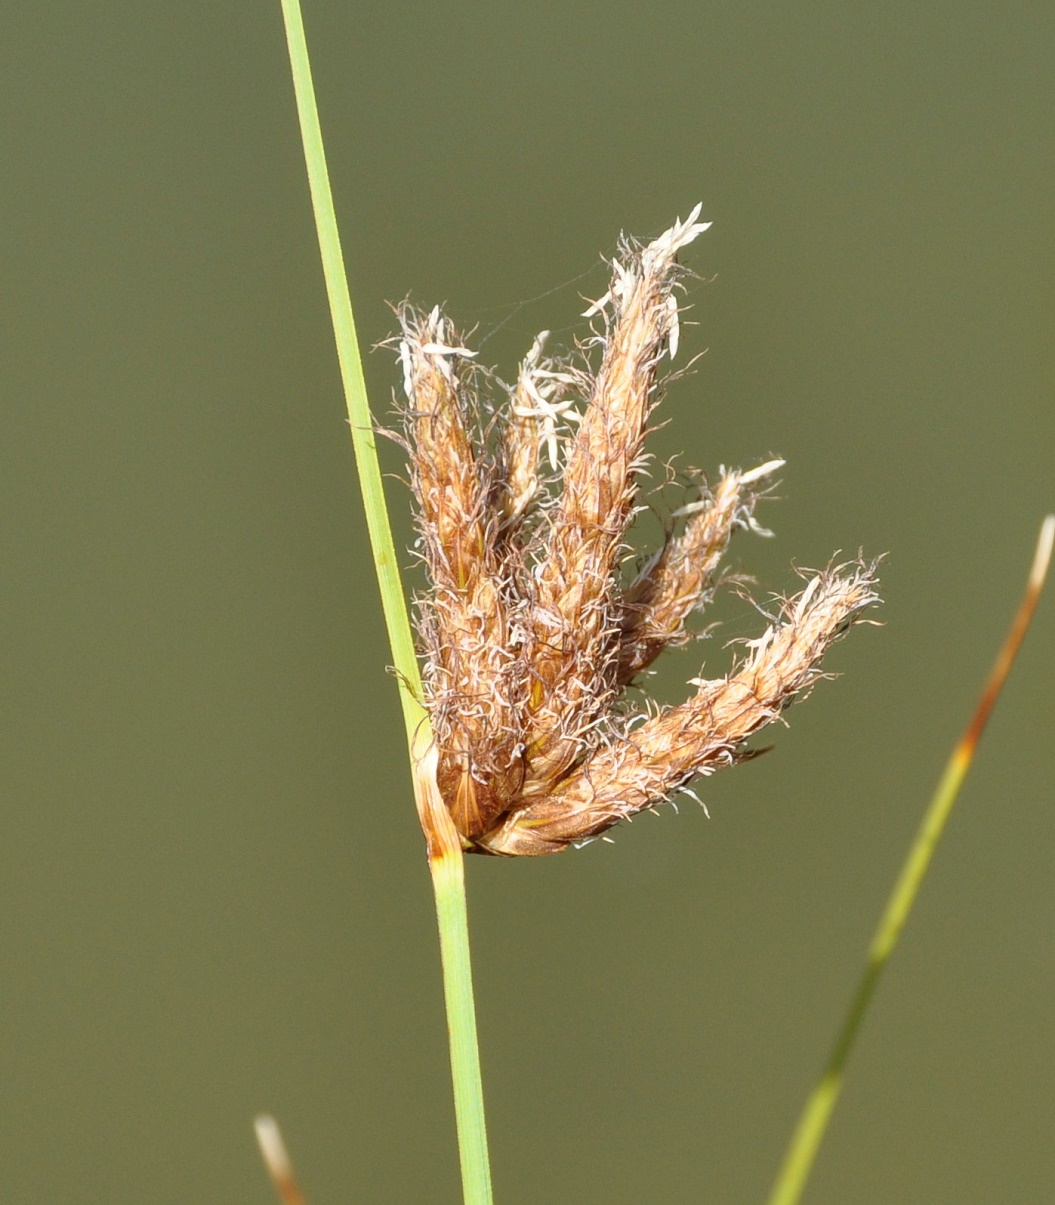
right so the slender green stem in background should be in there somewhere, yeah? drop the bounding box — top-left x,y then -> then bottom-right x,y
767,514 -> 1055,1205
278,4 -> 494,1202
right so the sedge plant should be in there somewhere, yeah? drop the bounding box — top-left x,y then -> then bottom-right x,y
265,3 -> 1053,1201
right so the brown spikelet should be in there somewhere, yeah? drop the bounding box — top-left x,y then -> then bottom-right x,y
492,330 -> 581,537
399,307 -> 525,837
616,460 -> 784,684
396,207 -> 879,856
494,338 -> 545,532
479,564 -> 878,855
518,209 -> 713,792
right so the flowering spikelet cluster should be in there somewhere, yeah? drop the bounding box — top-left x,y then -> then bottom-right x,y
397,206 -> 878,856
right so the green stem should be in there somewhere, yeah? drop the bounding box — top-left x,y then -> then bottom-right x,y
432,848 -> 495,1204
278,0 -> 423,744
767,515 -> 1054,1205
278,4 -> 494,1201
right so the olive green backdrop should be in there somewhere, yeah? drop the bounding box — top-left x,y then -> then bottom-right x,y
3,2 -> 1053,1202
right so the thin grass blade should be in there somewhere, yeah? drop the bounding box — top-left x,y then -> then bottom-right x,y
767,514 -> 1054,1205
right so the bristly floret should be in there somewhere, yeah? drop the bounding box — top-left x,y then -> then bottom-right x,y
396,207 -> 878,856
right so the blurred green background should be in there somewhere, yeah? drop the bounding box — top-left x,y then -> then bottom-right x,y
3,2 -> 1053,1201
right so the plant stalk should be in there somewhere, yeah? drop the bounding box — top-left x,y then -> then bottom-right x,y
430,838 -> 495,1203
278,2 -> 494,1200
